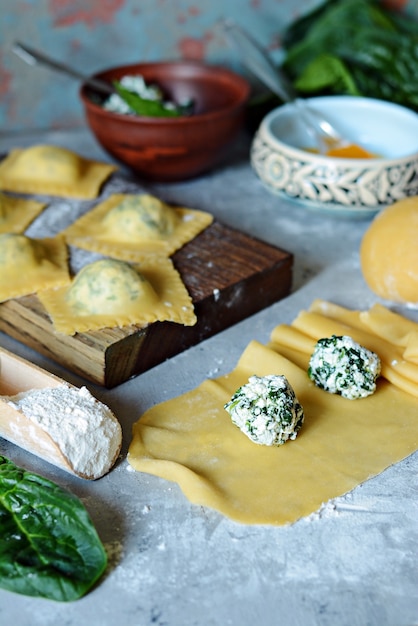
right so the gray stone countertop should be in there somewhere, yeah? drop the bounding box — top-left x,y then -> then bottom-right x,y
0,127 -> 417,626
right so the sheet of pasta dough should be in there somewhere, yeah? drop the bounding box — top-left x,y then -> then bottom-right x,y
128,332 -> 418,526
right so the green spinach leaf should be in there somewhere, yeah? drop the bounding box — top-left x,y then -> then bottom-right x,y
293,53 -> 361,95
114,81 -> 193,117
0,456 -> 107,602
282,0 -> 418,111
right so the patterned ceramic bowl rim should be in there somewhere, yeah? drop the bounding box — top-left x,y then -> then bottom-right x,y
251,96 -> 418,216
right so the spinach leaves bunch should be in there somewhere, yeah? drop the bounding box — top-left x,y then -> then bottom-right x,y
0,456 -> 107,602
281,0 -> 418,111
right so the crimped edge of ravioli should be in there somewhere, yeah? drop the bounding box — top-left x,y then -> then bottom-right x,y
0,146 -> 117,199
0,235 -> 70,302
0,193 -> 47,234
38,256 -> 197,336
61,193 -> 214,260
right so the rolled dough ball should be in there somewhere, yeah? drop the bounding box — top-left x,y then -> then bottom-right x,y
360,197 -> 418,304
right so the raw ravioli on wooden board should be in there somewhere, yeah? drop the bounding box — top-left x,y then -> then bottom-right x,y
0,146 -> 292,386
128,300 -> 418,526
0,221 -> 292,387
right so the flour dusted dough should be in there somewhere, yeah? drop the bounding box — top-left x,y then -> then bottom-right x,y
62,193 -> 213,260
38,257 -> 196,335
0,192 -> 46,234
0,145 -> 117,199
128,301 -> 418,526
360,197 -> 418,304
0,234 -> 70,302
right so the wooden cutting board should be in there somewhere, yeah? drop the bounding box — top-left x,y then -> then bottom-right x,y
0,221 -> 292,388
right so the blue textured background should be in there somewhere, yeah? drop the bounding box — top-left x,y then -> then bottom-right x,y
1,0 -> 417,132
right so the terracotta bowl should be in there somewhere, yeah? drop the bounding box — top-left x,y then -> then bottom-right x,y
80,61 -> 250,182
251,95 -> 418,217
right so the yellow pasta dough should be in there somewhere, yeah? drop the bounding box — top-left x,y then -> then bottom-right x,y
0,233 -> 70,302
62,193 -> 213,260
360,197 -> 418,304
360,303 -> 418,363
0,145 -> 117,199
0,192 -> 46,233
128,301 -> 418,526
38,257 -> 196,335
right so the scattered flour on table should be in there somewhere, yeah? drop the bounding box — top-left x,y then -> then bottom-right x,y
7,385 -> 121,477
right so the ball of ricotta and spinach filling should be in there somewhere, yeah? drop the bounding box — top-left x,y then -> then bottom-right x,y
224,374 -> 304,446
308,335 -> 381,399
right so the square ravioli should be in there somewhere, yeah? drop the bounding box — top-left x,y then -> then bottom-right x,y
0,145 -> 117,199
38,257 -> 197,335
0,234 -> 70,302
61,193 -> 213,260
0,192 -> 47,233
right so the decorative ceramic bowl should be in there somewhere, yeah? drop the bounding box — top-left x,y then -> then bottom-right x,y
80,61 -> 250,182
251,96 -> 418,216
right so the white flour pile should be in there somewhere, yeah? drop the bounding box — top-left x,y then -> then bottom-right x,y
7,384 -> 121,478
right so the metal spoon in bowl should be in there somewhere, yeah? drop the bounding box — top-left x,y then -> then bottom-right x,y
12,41 -> 114,95
221,20 -> 347,154
12,42 -> 194,117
